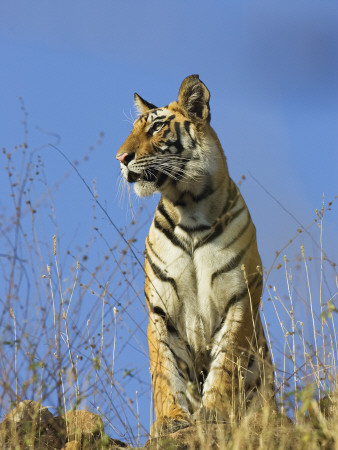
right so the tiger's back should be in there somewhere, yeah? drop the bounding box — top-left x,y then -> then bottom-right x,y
117,75 -> 275,436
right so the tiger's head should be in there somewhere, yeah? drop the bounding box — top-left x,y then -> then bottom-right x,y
116,75 -> 226,198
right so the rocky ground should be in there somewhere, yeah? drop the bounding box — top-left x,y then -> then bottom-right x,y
0,400 -> 258,449
0,400 -> 128,449
1,398 -> 336,449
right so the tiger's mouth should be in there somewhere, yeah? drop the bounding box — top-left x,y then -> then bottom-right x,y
127,169 -> 158,183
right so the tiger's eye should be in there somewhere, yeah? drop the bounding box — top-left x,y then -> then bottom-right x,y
152,122 -> 164,133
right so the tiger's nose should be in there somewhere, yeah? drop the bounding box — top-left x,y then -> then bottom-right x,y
116,152 -> 135,166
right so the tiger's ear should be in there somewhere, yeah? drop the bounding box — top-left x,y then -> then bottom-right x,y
178,75 -> 210,121
134,93 -> 157,115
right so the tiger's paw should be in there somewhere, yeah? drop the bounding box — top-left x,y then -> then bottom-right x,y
151,416 -> 191,437
193,406 -> 226,424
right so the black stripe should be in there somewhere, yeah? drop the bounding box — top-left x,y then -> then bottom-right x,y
212,295 -> 240,338
264,342 -> 269,356
156,171 -> 168,188
152,306 -> 178,335
172,176 -> 215,206
190,184 -> 214,202
167,122 -> 184,154
212,272 -> 262,339
167,322 -> 178,334
173,191 -> 187,207
174,122 -> 181,141
175,180 -> 214,204
145,249 -> 179,295
173,170 -> 213,205
162,128 -> 171,139
248,354 -> 256,368
161,122 -> 184,155
146,236 -> 165,264
222,179 -> 240,214
193,180 -> 240,250
227,273 -> 262,309
195,206 -> 246,251
173,198 -> 186,207
152,114 -> 166,120
183,120 -> 196,146
222,213 -> 251,250
194,221 -> 223,250
157,340 -> 187,381
198,369 -> 208,387
211,236 -> 254,285
255,377 -> 262,389
224,206 -> 248,227
154,218 -> 191,255
177,223 -> 211,233
158,338 -> 176,352
157,201 -> 176,229
153,306 -> 166,318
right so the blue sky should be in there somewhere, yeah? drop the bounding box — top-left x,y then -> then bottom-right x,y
1,1 -> 337,444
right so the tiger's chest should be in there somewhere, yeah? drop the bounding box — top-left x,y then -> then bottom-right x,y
145,216 -> 247,350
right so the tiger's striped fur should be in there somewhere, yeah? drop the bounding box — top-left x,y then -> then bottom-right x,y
116,75 -> 275,436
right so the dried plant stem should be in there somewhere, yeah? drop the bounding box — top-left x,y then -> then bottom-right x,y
284,256 -> 298,412
60,372 -> 69,438
99,284 -> 107,366
241,264 -> 259,350
318,196 -> 326,379
47,264 -> 59,361
301,244 -> 321,390
66,260 -> 79,317
53,235 -> 79,404
9,308 -> 18,401
260,307 -> 277,389
136,390 -> 140,446
111,307 -> 117,398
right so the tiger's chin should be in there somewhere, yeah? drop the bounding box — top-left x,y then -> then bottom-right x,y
122,167 -> 159,197
134,180 -> 158,197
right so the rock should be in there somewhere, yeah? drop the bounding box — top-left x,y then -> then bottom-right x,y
63,409 -> 106,448
0,400 -> 66,449
0,401 -> 130,449
108,437 -> 130,449
319,395 -> 337,420
145,411 -> 296,449
5,399 -> 53,425
63,440 -> 81,449
145,423 -> 232,450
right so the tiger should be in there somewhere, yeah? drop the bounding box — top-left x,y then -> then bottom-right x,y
116,75 -> 275,437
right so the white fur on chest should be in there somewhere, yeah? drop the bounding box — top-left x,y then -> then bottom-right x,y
147,218 -> 247,351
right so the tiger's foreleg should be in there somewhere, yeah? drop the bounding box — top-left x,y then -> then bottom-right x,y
147,311 -> 191,436
199,301 -> 256,423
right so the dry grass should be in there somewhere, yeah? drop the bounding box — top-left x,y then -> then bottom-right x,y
0,106 -> 337,448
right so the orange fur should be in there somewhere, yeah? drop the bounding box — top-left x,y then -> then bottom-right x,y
117,75 -> 275,436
